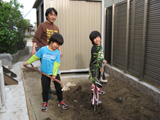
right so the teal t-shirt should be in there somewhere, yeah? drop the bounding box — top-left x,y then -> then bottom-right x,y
27,46 -> 60,76
36,46 -> 60,75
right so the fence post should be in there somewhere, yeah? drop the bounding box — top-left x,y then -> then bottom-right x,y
130,0 -> 136,70
140,0 -> 148,80
0,61 -> 7,113
111,4 -> 115,66
124,0 -> 130,73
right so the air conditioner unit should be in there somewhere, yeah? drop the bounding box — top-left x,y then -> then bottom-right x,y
0,61 -> 7,113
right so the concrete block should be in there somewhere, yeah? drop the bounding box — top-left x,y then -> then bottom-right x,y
11,51 -> 20,64
11,47 -> 29,64
20,47 -> 29,56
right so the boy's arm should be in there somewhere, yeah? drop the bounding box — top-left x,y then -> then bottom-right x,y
27,54 -> 40,64
52,62 -> 60,76
52,51 -> 61,76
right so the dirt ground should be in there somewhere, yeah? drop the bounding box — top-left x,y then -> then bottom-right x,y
22,68 -> 160,120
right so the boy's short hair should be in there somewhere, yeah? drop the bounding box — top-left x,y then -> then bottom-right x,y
48,33 -> 64,45
89,31 -> 101,44
45,7 -> 58,18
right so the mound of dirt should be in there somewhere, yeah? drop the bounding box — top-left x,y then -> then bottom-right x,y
22,68 -> 160,120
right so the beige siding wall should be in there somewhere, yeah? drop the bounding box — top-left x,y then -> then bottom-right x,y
45,0 -> 51,9
49,0 -> 101,71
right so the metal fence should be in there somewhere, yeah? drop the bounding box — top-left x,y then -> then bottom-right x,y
105,0 -> 160,84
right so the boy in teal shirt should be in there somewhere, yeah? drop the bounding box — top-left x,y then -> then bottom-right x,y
23,33 -> 69,111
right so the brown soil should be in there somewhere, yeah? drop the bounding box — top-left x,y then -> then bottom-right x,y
22,68 -> 160,120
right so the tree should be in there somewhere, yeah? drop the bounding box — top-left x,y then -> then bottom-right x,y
0,0 -> 30,54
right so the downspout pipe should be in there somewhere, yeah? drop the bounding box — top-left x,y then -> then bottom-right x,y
101,0 -> 105,49
51,0 -> 53,7
0,61 -> 7,113
44,0 -> 46,21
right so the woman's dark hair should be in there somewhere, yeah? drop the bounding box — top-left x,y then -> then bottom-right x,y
48,32 -> 64,45
45,7 -> 58,19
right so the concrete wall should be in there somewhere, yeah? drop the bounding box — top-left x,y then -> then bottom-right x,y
0,48 -> 29,68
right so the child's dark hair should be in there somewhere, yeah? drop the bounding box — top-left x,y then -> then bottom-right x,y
89,31 -> 101,44
48,32 -> 64,45
45,7 -> 58,19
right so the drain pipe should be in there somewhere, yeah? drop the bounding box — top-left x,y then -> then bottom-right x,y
101,0 -> 105,50
51,0 -> 53,7
43,0 -> 46,22
0,61 -> 7,113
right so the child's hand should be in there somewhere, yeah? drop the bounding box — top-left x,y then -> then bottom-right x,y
23,62 -> 28,66
51,75 -> 55,81
103,60 -> 107,64
100,69 -> 104,72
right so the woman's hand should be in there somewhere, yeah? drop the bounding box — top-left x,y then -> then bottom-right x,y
31,49 -> 36,56
60,52 -> 63,58
31,42 -> 37,56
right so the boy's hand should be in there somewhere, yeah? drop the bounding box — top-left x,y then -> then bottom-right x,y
51,75 -> 56,81
100,69 -> 104,72
103,60 -> 107,64
23,62 -> 28,66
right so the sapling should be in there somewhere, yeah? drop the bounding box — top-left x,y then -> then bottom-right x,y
89,47 -> 103,111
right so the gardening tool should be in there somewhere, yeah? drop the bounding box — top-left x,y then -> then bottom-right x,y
100,62 -> 108,83
24,63 -> 70,91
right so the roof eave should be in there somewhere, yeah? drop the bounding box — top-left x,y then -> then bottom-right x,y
33,0 -> 41,8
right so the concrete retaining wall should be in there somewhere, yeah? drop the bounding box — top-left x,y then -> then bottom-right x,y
0,47 -> 29,68
104,64 -> 160,104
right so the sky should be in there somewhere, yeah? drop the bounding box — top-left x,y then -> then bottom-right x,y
4,0 -> 36,26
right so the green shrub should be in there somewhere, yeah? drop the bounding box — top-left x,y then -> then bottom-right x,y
0,0 -> 30,54
25,35 -> 31,38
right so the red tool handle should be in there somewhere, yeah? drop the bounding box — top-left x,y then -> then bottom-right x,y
24,64 -> 64,85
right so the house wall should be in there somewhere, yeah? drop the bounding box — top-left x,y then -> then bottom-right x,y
44,0 -> 101,71
105,0 -> 125,7
25,29 -> 35,36
24,31 -> 35,36
36,0 -> 44,25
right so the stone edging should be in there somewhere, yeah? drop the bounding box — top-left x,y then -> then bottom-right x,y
21,68 -> 36,120
104,64 -> 160,105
